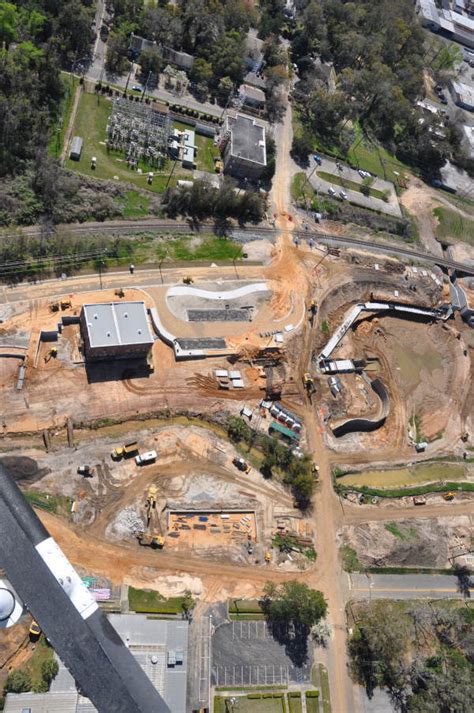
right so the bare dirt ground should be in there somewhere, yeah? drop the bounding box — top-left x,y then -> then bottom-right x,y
339,514 -> 473,569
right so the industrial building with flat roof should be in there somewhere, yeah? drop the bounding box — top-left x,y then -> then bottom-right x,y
80,301 -> 154,360
4,615 -> 189,713
221,114 -> 266,180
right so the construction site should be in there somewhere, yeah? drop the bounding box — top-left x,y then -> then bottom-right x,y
1,208 -> 474,712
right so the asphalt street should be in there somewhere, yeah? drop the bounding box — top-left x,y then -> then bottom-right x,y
348,573 -> 470,600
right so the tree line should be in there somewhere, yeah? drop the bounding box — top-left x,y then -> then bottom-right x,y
290,0 -> 470,179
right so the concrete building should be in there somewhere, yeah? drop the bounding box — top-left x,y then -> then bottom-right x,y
221,114 -> 267,181
417,0 -> 474,48
129,34 -> 194,70
449,79 -> 474,111
80,302 -> 154,360
238,83 -> 266,110
4,616 -> 189,713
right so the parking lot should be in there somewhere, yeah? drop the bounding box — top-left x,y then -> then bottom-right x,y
306,156 -> 402,217
211,620 -> 312,687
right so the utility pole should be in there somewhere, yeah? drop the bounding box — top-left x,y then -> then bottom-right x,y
141,71 -> 152,102
165,157 -> 178,190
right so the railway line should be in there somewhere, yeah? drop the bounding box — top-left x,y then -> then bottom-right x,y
2,219 -> 473,276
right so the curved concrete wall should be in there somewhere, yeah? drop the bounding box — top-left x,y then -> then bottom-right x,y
167,283 -> 268,301
331,378 -> 390,438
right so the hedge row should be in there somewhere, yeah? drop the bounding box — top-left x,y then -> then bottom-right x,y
306,690 -> 320,698
336,481 -> 474,498
247,693 -> 284,699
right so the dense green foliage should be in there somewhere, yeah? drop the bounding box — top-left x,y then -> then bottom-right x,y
262,582 -> 327,629
349,600 -> 474,711
164,179 -> 267,225
290,0 -> 455,178
226,416 -> 315,508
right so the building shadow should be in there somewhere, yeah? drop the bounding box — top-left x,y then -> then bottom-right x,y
85,359 -> 152,384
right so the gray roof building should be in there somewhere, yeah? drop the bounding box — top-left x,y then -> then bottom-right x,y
80,301 -> 154,360
5,616 -> 189,713
222,114 -> 266,181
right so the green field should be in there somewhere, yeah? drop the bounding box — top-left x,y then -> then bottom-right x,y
65,92 -> 192,192
338,462 -> 466,489
24,638 -> 57,692
156,236 -> 242,262
433,206 -> 474,247
128,587 -> 188,614
315,170 -> 387,201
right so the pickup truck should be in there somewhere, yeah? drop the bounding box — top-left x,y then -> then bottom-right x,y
135,450 -> 157,466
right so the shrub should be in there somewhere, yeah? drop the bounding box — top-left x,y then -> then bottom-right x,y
306,690 -> 320,697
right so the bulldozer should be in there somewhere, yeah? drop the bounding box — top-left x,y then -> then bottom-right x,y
60,300 -> 72,310
443,492 -> 455,501
137,485 -> 165,548
183,276 -> 194,285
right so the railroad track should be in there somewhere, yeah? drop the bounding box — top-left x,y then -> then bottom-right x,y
1,220 -> 473,275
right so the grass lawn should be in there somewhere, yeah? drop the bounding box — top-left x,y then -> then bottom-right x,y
49,74 -> 76,159
338,462 -> 466,489
433,206 -> 474,247
315,170 -> 388,201
24,638 -> 56,692
119,190 -> 151,218
156,236 -> 242,261
340,545 -> 364,573
128,586 -> 187,614
318,665 -> 332,713
65,92 -> 192,193
229,599 -> 263,615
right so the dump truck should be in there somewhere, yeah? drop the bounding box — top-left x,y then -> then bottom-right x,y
111,440 -> 139,459
137,485 -> 164,548
413,496 -> 426,506
232,457 -> 251,473
135,450 -> 157,466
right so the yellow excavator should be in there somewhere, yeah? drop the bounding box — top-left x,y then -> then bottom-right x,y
137,485 -> 165,548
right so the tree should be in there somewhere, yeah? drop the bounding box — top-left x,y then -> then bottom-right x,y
41,658 -> 59,686
5,669 -> 32,693
190,57 -> 213,86
181,590 -> 195,617
105,31 -> 130,75
138,46 -> 163,79
0,1 -> 18,47
291,134 -> 313,164
226,415 -> 251,444
261,580 -> 327,630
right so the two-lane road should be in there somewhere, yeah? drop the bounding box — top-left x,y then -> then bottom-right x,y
348,573 -> 470,600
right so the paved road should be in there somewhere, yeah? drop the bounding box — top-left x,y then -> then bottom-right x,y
348,574 -> 469,600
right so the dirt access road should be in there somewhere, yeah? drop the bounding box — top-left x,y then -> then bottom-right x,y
270,102 -> 364,713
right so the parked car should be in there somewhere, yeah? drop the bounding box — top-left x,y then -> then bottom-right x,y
358,169 -> 371,178
439,93 -> 448,105
131,85 -> 142,92
339,190 -> 348,200
313,154 -> 322,165
327,186 -> 336,196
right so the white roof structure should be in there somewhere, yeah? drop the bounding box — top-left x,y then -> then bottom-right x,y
82,302 -> 154,349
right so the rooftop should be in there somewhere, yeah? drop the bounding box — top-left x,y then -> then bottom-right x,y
4,616 -> 188,713
82,302 -> 154,349
239,84 -> 266,103
227,114 -> 266,166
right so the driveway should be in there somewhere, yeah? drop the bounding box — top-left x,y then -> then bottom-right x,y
306,156 -> 402,218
